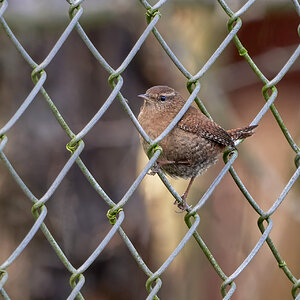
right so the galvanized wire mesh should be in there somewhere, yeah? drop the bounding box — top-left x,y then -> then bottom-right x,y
0,0 -> 299,299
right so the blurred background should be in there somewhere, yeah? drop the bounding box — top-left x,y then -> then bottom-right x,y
0,0 -> 299,299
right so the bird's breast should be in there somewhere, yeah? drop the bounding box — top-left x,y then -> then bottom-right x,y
138,108 -> 174,140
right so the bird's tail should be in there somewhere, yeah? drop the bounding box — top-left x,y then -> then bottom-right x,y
227,125 -> 258,141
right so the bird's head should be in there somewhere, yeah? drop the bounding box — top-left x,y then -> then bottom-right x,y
138,85 -> 185,113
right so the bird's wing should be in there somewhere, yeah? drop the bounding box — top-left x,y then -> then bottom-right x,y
177,106 -> 234,147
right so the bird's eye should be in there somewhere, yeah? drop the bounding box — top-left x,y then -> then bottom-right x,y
160,96 -> 166,101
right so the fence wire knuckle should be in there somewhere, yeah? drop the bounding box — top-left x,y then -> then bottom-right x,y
0,0 -> 299,299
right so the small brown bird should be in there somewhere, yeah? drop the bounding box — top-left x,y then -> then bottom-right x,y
137,86 -> 257,210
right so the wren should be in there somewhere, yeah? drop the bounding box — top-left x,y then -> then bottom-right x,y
137,85 -> 257,210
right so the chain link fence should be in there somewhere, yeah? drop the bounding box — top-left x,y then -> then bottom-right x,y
0,0 -> 299,299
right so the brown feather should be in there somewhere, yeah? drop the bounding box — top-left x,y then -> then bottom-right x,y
227,125 -> 258,141
177,106 -> 235,147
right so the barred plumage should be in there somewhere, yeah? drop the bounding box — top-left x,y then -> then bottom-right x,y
227,125 -> 257,141
137,86 -> 257,210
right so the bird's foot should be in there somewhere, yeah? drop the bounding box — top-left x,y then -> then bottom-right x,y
173,176 -> 195,212
147,160 -> 176,176
147,165 -> 160,176
174,196 -> 191,212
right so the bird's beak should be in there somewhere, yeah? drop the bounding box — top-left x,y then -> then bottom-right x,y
138,94 -> 149,100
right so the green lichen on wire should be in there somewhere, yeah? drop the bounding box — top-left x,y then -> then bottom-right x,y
0,0 -> 299,299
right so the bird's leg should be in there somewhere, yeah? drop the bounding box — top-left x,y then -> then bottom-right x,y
148,160 -> 190,175
174,176 -> 195,211
182,176 -> 195,202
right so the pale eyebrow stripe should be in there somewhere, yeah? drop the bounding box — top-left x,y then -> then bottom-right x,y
161,91 -> 175,97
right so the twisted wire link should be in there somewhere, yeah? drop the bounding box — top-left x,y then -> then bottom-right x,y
0,0 -> 299,299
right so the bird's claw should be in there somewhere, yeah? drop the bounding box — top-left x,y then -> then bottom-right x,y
147,166 -> 160,176
173,198 -> 191,212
